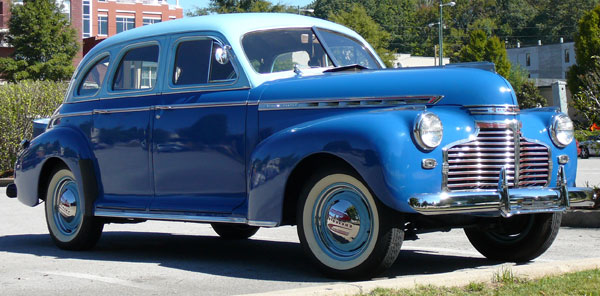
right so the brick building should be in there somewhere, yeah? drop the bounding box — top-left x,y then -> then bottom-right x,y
0,0 -> 183,65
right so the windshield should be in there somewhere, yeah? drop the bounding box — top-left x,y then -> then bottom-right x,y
242,28 -> 381,74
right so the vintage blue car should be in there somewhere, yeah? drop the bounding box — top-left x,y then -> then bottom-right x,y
7,13 -> 596,279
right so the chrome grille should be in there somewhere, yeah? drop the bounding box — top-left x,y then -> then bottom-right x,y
445,125 -> 550,191
518,138 -> 551,187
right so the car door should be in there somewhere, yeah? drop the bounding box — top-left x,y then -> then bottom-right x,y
150,34 -> 251,213
92,39 -> 166,210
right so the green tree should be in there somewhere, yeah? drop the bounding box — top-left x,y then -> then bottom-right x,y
458,29 -> 510,78
572,57 -> 600,126
0,0 -> 78,82
328,4 -> 395,67
187,0 -> 292,15
568,4 -> 600,94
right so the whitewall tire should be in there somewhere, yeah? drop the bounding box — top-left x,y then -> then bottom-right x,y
297,170 -> 403,279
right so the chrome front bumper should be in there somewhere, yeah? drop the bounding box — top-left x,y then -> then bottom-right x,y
409,166 -> 597,217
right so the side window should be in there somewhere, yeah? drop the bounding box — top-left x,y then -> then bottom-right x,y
113,45 -> 159,91
173,39 -> 237,86
77,56 -> 110,97
173,39 -> 212,85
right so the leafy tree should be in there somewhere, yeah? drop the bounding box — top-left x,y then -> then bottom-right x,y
187,0 -> 293,15
567,4 -> 600,94
328,4 -> 395,67
517,81 -> 547,109
572,57 -> 600,127
458,29 -> 511,78
0,0 -> 78,82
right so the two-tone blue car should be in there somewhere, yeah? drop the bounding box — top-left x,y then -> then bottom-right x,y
7,13 -> 596,279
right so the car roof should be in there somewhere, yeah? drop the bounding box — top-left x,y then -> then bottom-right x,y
87,13 -> 363,58
80,13 -> 382,88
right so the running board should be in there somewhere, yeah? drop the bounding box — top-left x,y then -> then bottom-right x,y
94,209 -> 278,227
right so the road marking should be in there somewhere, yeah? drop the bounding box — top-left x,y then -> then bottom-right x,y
41,271 -> 152,290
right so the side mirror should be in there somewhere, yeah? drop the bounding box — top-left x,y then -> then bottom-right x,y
214,45 -> 232,65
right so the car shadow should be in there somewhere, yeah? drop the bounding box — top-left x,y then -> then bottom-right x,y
0,231 -> 498,282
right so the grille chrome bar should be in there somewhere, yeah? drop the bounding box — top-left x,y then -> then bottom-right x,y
444,123 -> 551,191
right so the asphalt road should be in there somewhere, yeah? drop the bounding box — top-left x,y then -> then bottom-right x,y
1,158 -> 599,295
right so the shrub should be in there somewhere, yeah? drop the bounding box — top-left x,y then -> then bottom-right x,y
0,80 -> 68,176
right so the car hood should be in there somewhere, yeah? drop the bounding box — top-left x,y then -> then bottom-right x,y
256,67 -> 517,107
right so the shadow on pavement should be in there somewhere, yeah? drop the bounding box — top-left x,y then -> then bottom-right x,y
0,231 -> 497,282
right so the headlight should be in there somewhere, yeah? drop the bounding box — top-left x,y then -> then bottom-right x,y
550,113 -> 574,147
414,112 -> 443,150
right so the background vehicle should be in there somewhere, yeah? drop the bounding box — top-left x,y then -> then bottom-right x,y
579,135 -> 600,158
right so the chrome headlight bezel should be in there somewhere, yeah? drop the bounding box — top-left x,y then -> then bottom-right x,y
550,113 -> 574,148
414,112 -> 443,150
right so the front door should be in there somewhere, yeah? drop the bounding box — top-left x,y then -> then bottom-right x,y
150,35 -> 249,214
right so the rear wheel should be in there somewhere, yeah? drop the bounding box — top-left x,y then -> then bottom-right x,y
464,213 -> 561,262
45,167 -> 103,250
211,223 -> 260,239
297,169 -> 403,279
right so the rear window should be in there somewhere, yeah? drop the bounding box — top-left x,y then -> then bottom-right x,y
113,45 -> 159,91
77,56 -> 110,97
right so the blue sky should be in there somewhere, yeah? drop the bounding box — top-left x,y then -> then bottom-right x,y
168,0 -> 314,15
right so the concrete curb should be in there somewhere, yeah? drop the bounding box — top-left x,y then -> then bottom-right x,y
241,258 -> 600,296
0,178 -> 13,187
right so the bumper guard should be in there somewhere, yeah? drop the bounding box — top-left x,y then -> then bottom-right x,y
409,165 -> 596,217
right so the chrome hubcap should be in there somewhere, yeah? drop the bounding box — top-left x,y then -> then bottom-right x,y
313,182 -> 373,260
52,176 -> 82,235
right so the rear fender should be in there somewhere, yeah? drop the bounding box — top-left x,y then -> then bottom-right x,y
15,126 -> 98,214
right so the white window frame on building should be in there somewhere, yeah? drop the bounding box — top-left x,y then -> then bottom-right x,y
116,16 -> 135,34
143,17 -> 161,26
82,0 -> 92,38
98,14 -> 108,36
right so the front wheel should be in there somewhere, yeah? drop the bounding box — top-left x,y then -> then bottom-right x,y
45,167 -> 103,250
297,170 -> 403,279
464,213 -> 561,262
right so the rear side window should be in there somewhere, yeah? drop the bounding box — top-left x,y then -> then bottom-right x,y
113,45 -> 159,90
173,39 -> 236,86
78,56 -> 110,97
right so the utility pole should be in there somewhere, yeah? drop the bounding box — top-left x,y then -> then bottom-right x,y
438,1 -> 456,66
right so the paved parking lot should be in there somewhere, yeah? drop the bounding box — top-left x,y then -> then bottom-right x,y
1,158 -> 599,295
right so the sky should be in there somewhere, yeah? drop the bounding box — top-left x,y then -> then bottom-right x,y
168,0 -> 314,15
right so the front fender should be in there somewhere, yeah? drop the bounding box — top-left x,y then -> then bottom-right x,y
247,107 -> 475,224
14,126 -> 97,208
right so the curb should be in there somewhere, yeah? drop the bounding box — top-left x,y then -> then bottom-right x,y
0,178 -> 13,187
241,258 -> 600,296
562,210 -> 600,228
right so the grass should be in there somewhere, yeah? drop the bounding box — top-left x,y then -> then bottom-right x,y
360,268 -> 600,296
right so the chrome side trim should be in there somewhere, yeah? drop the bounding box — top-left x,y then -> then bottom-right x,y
94,209 -> 278,227
465,104 -> 520,115
55,111 -> 94,118
93,106 -> 154,114
155,101 -> 247,110
258,95 -> 443,111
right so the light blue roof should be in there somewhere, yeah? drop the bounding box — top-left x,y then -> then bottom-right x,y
83,13 -> 383,87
